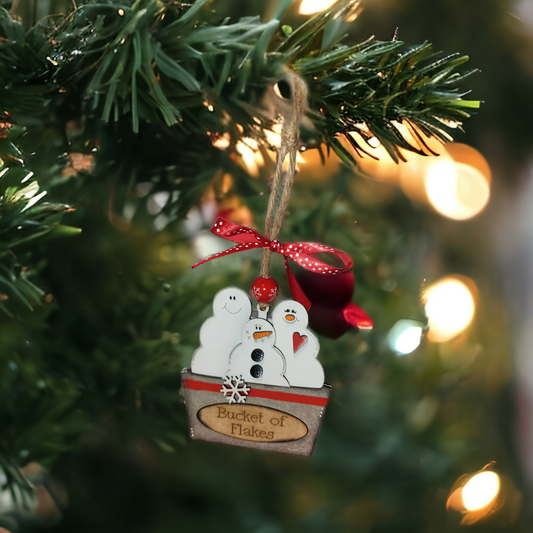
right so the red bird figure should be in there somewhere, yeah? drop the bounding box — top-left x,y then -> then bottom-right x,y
297,269 -> 373,339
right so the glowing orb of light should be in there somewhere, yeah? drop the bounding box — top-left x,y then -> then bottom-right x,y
298,146 -> 340,182
424,277 -> 476,343
299,0 -> 337,15
346,132 -> 401,184
462,472 -> 501,511
444,143 -> 492,184
236,140 -> 264,177
425,160 -> 490,220
388,320 -> 424,355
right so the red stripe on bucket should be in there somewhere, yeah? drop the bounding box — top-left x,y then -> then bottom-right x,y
182,378 -> 329,407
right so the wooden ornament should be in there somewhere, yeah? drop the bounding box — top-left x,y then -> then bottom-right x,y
184,289 -> 330,456
191,287 -> 252,378
250,276 -> 279,304
181,369 -> 331,456
272,300 -> 324,389
228,317 -> 289,387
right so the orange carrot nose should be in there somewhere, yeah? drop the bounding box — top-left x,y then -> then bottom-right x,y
285,314 -> 295,321
253,331 -> 272,340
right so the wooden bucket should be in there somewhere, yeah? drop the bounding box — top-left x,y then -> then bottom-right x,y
181,369 -> 331,457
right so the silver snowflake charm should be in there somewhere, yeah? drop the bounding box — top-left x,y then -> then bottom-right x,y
221,375 -> 251,404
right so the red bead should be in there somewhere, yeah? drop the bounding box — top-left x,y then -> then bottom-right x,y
250,276 -> 279,304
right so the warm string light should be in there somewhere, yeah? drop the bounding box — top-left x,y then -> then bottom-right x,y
462,472 -> 500,511
299,0 -> 337,15
210,122 -> 490,218
446,463 -> 520,526
297,146 -> 340,182
343,121 -> 491,220
235,139 -> 263,177
423,276 -> 476,343
425,161 -> 490,220
212,124 -> 307,178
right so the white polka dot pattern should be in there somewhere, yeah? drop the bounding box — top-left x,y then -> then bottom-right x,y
191,217 -> 354,276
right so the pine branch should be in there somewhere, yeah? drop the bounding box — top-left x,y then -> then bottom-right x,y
0,123 -> 80,317
287,36 -> 479,162
0,0 -> 479,156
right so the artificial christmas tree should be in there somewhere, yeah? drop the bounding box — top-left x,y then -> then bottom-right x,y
0,0 -> 530,531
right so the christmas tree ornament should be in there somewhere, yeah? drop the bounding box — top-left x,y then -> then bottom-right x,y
250,276 -> 279,304
297,268 -> 355,307
182,76 -> 372,456
297,269 -> 373,338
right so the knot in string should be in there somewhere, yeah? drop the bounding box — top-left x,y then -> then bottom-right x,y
281,127 -> 300,152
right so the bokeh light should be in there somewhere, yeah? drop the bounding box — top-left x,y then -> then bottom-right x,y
299,0 -> 337,15
445,143 -> 492,184
235,139 -> 264,177
345,132 -> 401,183
425,161 -> 490,220
388,320 -> 424,355
298,146 -> 340,182
445,463 -> 520,526
462,472 -> 501,511
424,277 -> 476,342
399,153 -> 452,203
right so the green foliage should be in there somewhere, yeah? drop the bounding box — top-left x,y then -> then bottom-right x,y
0,0 -> 478,148
0,125 -> 79,317
289,37 -> 479,162
0,0 -> 480,233
0,2 -> 513,533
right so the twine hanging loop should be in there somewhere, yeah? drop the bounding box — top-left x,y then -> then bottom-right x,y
261,75 -> 308,279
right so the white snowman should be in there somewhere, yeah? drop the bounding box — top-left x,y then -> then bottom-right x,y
272,300 -> 324,388
228,318 -> 289,387
191,287 -> 252,378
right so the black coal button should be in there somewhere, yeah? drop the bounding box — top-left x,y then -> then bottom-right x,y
250,365 -> 263,378
251,349 -> 264,362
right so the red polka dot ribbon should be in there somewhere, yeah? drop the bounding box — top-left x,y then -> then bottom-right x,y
192,217 -> 354,309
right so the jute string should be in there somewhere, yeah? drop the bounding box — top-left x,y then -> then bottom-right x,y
260,75 -> 308,279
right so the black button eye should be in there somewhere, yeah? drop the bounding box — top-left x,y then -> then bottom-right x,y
250,365 -> 263,378
251,349 -> 264,362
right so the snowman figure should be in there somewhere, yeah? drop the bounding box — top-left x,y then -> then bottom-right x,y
272,300 -> 324,388
191,287 -> 252,378
228,318 -> 289,387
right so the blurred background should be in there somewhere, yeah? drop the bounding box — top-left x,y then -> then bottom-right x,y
3,0 -> 533,531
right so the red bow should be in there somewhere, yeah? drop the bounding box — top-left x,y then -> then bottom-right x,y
192,217 -> 353,309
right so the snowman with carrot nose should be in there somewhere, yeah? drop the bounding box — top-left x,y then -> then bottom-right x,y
228,318 -> 289,387
272,300 -> 323,389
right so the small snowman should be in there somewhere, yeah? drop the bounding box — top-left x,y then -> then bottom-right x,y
272,300 -> 324,388
191,287 -> 252,378
228,318 -> 289,387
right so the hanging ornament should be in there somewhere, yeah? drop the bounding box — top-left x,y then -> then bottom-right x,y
297,269 -> 373,338
250,276 -> 279,304
181,76 -> 372,456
